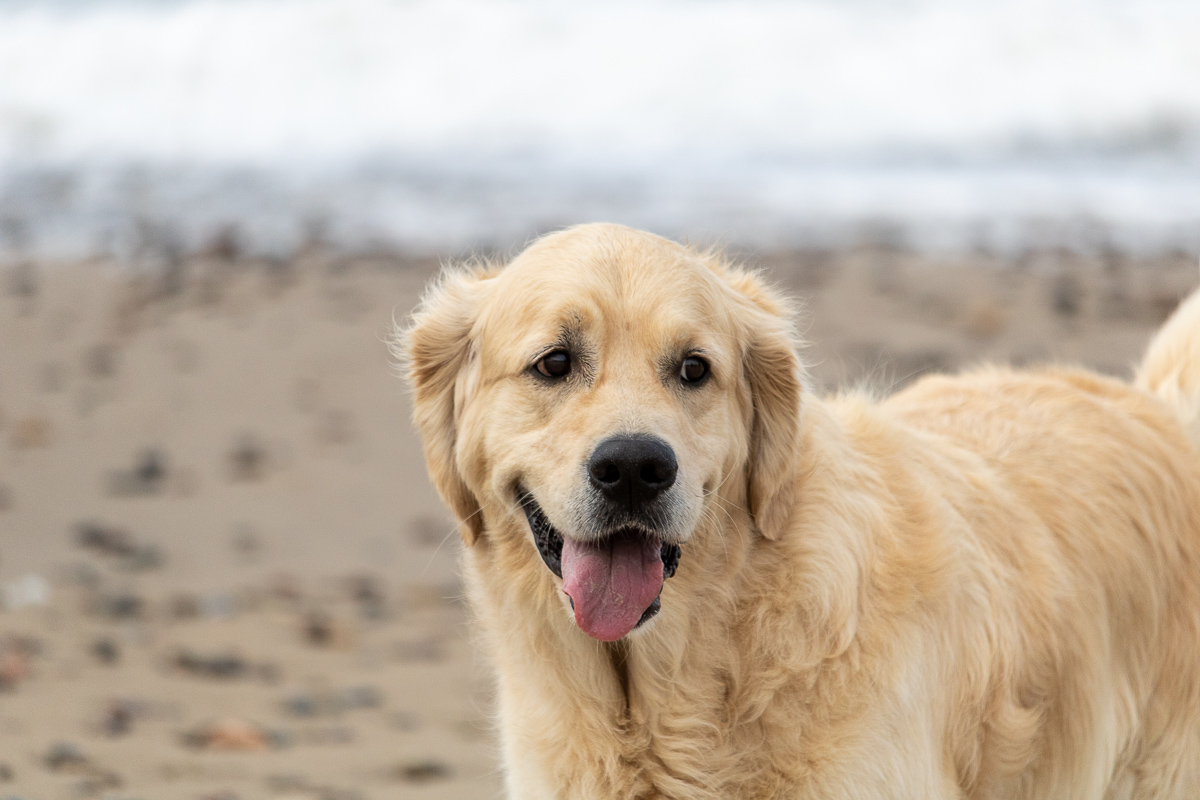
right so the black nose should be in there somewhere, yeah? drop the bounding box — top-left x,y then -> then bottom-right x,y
588,436 -> 678,510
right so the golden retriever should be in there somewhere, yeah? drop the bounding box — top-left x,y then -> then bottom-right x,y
399,223 -> 1200,799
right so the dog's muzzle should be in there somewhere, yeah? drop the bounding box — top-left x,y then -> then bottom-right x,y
519,492 -> 681,636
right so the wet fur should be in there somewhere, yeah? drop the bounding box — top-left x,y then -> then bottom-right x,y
400,224 -> 1200,799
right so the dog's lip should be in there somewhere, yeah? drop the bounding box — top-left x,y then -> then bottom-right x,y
516,489 -> 682,629
518,490 -> 564,578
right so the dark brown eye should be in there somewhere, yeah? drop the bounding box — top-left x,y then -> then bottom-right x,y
680,356 -> 708,384
536,350 -> 571,379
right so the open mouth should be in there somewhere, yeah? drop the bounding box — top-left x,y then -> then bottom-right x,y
519,492 -> 681,641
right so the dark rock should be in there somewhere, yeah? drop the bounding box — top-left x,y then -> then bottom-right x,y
77,521 -> 135,557
44,741 -> 88,772
395,759 -> 452,784
172,649 -> 247,680
95,593 -> 145,621
229,435 -> 268,481
103,699 -> 135,737
107,449 -> 169,496
83,343 -> 118,379
90,638 -> 120,665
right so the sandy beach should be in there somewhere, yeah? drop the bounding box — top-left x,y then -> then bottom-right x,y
0,245 -> 1195,799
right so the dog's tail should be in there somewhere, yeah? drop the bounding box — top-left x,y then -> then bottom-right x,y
1136,267 -> 1200,444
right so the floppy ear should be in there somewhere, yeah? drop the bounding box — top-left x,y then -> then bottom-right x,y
396,263 -> 498,546
722,268 -> 805,541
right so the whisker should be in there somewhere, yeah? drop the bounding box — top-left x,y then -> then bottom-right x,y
420,501 -> 490,577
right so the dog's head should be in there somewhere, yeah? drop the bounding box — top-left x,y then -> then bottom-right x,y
402,224 -> 804,641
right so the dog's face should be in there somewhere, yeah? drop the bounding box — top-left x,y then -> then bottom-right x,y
404,225 -> 803,641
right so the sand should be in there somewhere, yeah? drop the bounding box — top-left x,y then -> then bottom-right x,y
0,245 -> 1195,799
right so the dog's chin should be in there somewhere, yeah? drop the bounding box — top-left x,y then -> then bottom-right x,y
518,491 -> 681,640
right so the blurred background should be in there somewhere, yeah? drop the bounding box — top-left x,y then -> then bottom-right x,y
0,1 -> 1197,798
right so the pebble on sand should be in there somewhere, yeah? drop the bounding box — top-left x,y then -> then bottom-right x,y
228,434 -> 269,482
181,719 -> 271,751
103,699 -> 136,737
395,759 -> 453,784
9,416 -> 51,449
77,521 -> 164,570
90,637 -> 121,665
1,575 -> 51,611
302,611 -> 355,649
171,649 -> 249,680
107,449 -> 170,496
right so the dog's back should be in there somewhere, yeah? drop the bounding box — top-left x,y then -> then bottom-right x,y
1138,280 -> 1200,445
875,280 -> 1200,797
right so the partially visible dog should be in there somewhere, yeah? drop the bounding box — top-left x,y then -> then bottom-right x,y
400,224 -> 1200,799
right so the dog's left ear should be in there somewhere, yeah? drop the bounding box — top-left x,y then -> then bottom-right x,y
396,262 -> 498,546
720,266 -> 805,541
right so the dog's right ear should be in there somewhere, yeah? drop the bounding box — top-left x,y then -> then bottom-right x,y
396,263 -> 499,546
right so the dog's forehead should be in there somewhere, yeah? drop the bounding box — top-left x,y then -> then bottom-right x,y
484,227 -> 731,339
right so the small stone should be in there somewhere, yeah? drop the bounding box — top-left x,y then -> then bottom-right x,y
172,649 -> 247,680
90,638 -> 120,665
83,343 -> 119,379
77,521 -> 135,557
168,593 -> 200,620
0,761 -> 13,780
229,434 -> 269,481
0,650 -> 28,692
107,450 -> 169,496
337,685 -> 382,711
282,692 -> 320,718
347,575 -> 386,620
9,417 -> 51,449
122,544 -> 165,572
44,741 -> 88,772
103,699 -> 135,737
303,611 -> 346,648
95,593 -> 145,621
231,525 -> 261,562
1,575 -> 50,611
182,719 -> 268,751
197,592 -> 238,619
134,449 -> 167,488
395,759 -> 452,784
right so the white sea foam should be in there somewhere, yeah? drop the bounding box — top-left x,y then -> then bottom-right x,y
0,0 -> 1198,255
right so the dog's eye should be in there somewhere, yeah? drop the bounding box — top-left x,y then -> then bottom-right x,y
536,350 -> 572,379
680,356 -> 708,384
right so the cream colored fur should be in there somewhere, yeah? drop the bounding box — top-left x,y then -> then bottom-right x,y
400,224 -> 1200,799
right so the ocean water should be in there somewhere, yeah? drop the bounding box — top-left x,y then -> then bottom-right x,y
1,0 -> 1198,257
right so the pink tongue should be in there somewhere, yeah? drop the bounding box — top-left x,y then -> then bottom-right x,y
561,533 -> 664,641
